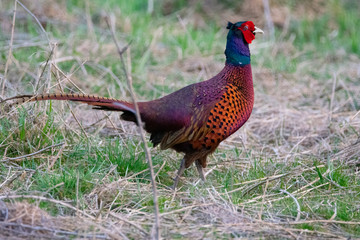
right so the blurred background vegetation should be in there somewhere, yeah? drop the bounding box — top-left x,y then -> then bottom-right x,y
1,0 -> 359,97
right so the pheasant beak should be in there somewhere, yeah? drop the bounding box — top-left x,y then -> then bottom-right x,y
253,26 -> 264,34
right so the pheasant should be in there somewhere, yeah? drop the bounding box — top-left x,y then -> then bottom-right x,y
3,21 -> 263,188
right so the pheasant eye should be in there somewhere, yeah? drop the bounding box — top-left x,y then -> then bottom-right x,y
243,25 -> 248,31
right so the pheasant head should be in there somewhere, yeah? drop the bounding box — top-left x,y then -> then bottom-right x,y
225,21 -> 263,66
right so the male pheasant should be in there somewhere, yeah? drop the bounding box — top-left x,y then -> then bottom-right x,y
3,21 -> 263,188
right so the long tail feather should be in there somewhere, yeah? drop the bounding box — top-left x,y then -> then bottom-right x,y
2,93 -> 136,114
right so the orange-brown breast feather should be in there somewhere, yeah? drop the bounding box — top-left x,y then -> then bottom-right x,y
190,83 -> 253,151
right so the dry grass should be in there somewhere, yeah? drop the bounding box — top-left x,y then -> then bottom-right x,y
1,0 -> 360,239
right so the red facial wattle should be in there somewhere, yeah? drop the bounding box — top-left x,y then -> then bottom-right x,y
238,21 -> 256,44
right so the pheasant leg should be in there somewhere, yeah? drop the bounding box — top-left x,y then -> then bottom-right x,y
195,160 -> 206,181
171,158 -> 186,189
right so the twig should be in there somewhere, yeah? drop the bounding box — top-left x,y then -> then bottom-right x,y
4,0 -> 53,97
108,212 -> 149,236
160,203 -> 214,216
76,171 -> 80,216
154,160 -> 167,179
48,143 -> 66,170
1,142 -> 65,162
0,169 -> 19,190
233,171 -> 296,186
0,222 -> 110,239
105,17 -> 160,240
236,165 -> 327,201
147,0 -> 154,14
297,182 -> 330,200
282,219 -> 360,225
2,0 -> 17,96
351,110 -> 360,120
0,195 -> 94,219
258,180 -> 269,220
51,62 -> 90,140
280,189 -> 301,222
0,40 -> 49,51
262,0 -> 275,41
329,202 -> 337,221
284,136 -> 306,162
34,44 -> 55,92
329,73 -> 337,121
50,64 -> 86,94
16,0 -> 50,45
228,172 -> 291,195
105,190 -> 123,219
